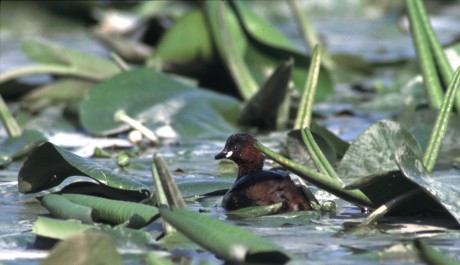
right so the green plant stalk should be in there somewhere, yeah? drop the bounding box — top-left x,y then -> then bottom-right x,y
294,45 -> 321,130
151,156 -> 175,234
0,65 -> 102,84
423,67 -> 460,172
414,239 -> 459,265
0,95 -> 22,137
413,0 -> 460,112
362,189 -> 420,226
406,0 -> 444,109
254,141 -> 373,208
301,128 -> 342,182
287,0 -> 334,69
154,155 -> 186,208
212,1 -> 258,100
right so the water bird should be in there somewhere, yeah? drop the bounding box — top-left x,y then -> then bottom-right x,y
215,133 -> 313,212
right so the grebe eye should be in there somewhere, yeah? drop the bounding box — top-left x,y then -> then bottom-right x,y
233,146 -> 237,150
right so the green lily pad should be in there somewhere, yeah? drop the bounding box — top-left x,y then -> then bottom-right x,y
217,159 -> 238,178
177,179 -> 233,198
18,142 -> 151,201
41,193 -> 159,228
79,68 -> 241,138
23,39 -> 120,80
238,59 -> 293,130
395,146 -> 460,225
337,120 -> 423,179
148,9 -> 214,68
226,203 -> 283,218
230,1 -> 333,101
0,129 -> 47,167
33,216 -> 154,245
21,78 -> 95,108
41,231 -> 123,265
160,207 -> 292,264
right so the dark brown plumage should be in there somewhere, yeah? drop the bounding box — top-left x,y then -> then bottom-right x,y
215,133 -> 312,212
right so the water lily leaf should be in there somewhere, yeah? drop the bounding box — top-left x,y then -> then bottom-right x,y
337,120 -> 423,178
41,194 -> 93,224
0,129 -> 46,167
148,9 -> 214,68
159,207 -> 292,264
227,203 -> 283,218
231,210 -> 321,227
177,179 -> 233,198
286,129 -> 336,168
22,39 -> 120,80
21,79 -> 95,108
41,231 -> 123,265
395,146 -> 460,225
18,142 -> 151,202
41,193 -> 159,228
238,59 -> 293,130
33,217 -> 154,245
79,68 -> 240,138
156,231 -> 200,251
231,1 -> 333,101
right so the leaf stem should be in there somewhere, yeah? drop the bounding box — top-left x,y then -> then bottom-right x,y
294,45 -> 321,130
362,189 -> 420,225
301,128 -> 341,182
0,65 -> 102,84
110,52 -> 130,72
406,0 -> 444,109
423,67 -> 460,172
413,0 -> 460,112
114,110 -> 158,144
255,141 -> 373,208
0,95 -> 22,137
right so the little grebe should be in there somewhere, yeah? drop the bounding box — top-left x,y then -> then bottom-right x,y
215,133 -> 312,212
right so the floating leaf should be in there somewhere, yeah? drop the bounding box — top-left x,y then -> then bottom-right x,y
395,145 -> 460,225
177,179 -> 233,198
0,129 -> 46,167
79,68 -> 240,138
18,142 -> 151,201
33,217 -> 154,245
227,203 -> 283,218
337,120 -> 423,178
41,194 -> 93,224
43,194 -> 159,228
23,39 -> 120,80
41,231 -> 123,265
160,207 -> 292,264
21,79 -> 95,107
238,59 -> 293,130
148,9 -> 214,68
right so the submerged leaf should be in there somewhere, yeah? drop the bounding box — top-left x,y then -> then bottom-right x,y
41,232 -> 123,265
79,68 -> 240,138
18,142 -> 150,201
160,207 -> 292,264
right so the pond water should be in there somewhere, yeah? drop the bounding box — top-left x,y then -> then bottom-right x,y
1,1 -> 460,264
1,132 -> 459,264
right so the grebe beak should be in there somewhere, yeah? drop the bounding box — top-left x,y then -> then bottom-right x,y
215,149 -> 229,160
